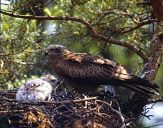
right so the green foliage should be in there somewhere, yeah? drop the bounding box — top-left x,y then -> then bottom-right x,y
0,13 -> 50,89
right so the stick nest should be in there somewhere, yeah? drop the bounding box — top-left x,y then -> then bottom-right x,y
0,88 -> 130,128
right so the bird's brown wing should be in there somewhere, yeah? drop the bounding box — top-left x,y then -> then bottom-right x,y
59,52 -> 132,81
64,51 -> 116,65
56,52 -> 159,96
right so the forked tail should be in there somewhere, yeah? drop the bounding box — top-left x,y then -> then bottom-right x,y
119,75 -> 159,97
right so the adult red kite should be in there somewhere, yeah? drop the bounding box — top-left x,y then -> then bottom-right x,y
46,45 -> 159,97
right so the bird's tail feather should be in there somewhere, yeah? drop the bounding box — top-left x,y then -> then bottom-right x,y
120,76 -> 159,97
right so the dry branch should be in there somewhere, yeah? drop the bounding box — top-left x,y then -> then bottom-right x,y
151,0 -> 163,21
0,9 -> 148,61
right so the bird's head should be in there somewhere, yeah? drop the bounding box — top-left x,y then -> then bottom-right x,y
41,74 -> 59,86
45,45 -> 67,58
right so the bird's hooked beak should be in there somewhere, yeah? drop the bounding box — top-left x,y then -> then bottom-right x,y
44,45 -> 52,56
44,47 -> 50,56
44,50 -> 48,56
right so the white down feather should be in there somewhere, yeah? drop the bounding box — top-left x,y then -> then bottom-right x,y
16,77 -> 57,102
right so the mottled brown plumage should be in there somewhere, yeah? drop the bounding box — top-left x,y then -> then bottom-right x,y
46,45 -> 159,96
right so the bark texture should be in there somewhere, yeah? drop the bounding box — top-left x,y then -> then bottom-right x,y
151,0 -> 163,21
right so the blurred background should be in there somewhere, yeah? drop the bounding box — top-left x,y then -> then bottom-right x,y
0,0 -> 163,127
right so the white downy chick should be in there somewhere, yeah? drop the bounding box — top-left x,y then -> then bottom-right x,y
16,75 -> 58,102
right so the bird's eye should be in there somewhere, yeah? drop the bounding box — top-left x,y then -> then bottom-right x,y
51,80 -> 56,82
54,48 -> 61,52
50,48 -> 55,51
49,48 -> 58,52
